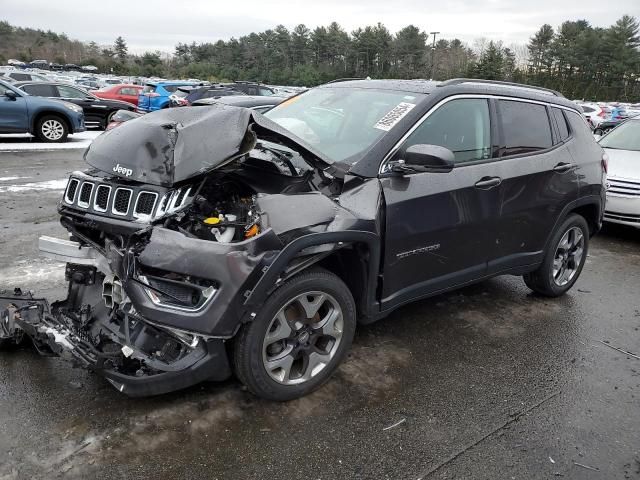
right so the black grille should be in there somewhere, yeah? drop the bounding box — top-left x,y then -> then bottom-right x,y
135,192 -> 156,215
66,179 -> 79,202
147,277 -> 199,306
113,189 -> 132,214
175,188 -> 187,207
79,183 -> 93,204
95,185 -> 110,210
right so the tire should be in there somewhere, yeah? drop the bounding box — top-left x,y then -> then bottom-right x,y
104,111 -> 117,130
524,214 -> 589,297
233,268 -> 356,401
35,115 -> 68,142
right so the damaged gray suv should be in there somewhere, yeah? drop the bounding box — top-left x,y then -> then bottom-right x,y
0,79 -> 606,400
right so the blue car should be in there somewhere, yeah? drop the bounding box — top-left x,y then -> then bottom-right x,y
0,79 -> 85,142
137,81 -> 196,113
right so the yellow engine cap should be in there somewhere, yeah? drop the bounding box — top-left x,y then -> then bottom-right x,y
203,217 -> 221,225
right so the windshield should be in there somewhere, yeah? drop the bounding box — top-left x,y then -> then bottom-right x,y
599,119 -> 640,151
264,87 -> 425,164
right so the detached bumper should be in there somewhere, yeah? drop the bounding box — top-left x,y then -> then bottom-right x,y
0,289 -> 232,397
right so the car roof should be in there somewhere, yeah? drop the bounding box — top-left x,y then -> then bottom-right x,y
320,78 -> 579,111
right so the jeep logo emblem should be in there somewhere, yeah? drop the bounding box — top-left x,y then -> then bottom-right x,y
113,164 -> 133,177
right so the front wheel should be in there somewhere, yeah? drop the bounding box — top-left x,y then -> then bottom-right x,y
524,214 -> 589,297
35,115 -> 68,142
233,269 -> 356,401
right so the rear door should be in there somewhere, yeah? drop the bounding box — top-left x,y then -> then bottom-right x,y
380,97 -> 501,310
487,99 -> 579,273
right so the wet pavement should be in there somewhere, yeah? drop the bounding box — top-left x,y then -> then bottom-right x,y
1,150 -> 639,480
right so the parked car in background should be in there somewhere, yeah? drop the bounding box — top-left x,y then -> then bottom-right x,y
137,81 -> 195,112
593,114 -> 639,136
0,79 -> 85,142
75,79 -> 101,90
192,94 -> 286,113
579,103 -> 607,129
107,95 -> 286,130
14,81 -> 135,129
599,117 -> 640,228
94,84 -> 143,106
229,81 -> 276,96
4,71 -> 49,82
169,85 -> 244,107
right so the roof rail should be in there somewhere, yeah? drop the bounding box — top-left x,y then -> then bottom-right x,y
439,78 -> 563,97
323,77 -> 366,85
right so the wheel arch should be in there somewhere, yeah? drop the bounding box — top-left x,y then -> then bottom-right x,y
244,231 -> 381,321
544,196 -> 603,252
31,110 -> 71,135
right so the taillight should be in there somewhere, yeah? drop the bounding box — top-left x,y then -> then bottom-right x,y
601,152 -> 609,174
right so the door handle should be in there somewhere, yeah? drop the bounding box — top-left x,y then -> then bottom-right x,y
474,176 -> 502,189
553,162 -> 575,173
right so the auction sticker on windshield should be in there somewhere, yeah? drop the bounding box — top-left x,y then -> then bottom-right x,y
374,102 -> 416,131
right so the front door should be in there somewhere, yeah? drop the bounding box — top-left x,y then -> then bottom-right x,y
0,86 -> 28,132
380,97 -> 502,311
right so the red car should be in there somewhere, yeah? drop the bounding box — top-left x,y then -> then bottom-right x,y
94,84 -> 143,106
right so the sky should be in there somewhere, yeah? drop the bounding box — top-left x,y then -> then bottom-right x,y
3,0 -> 639,53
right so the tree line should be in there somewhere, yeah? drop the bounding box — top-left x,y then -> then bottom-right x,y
0,16 -> 638,101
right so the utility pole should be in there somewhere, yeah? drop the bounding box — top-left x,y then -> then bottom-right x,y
430,31 -> 440,80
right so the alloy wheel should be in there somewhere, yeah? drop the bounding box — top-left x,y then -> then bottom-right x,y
552,226 -> 585,286
262,291 -> 344,385
41,119 -> 64,140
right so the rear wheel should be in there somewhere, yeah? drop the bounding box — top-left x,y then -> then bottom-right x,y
524,214 -> 589,297
233,269 -> 356,401
35,115 -> 68,142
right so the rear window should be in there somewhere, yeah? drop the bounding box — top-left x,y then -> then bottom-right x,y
21,83 -> 57,96
499,100 -> 552,156
164,85 -> 182,93
552,108 -> 570,142
142,84 -> 156,94
9,73 -> 30,81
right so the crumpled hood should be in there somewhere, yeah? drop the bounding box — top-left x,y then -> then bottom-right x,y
84,105 -> 337,187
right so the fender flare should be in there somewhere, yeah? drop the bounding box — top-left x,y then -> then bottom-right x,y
244,230 -> 381,317
543,194 -> 603,252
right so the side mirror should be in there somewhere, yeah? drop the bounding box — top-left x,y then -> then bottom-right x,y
4,90 -> 18,100
392,144 -> 455,174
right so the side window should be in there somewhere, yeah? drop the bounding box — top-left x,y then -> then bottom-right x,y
164,85 -> 179,93
57,85 -> 88,98
401,98 -> 491,164
21,84 -> 57,96
499,100 -> 552,156
552,108 -> 570,142
0,84 -> 9,95
246,86 -> 258,95
565,110 -> 593,137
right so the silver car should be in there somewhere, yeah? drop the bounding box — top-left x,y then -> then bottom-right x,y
600,118 -> 640,228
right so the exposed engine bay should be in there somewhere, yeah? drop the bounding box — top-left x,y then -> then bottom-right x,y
0,105 -> 380,397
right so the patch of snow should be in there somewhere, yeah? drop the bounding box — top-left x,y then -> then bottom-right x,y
0,262 -> 66,286
0,131 -> 102,152
0,176 -> 30,181
0,178 -> 68,193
